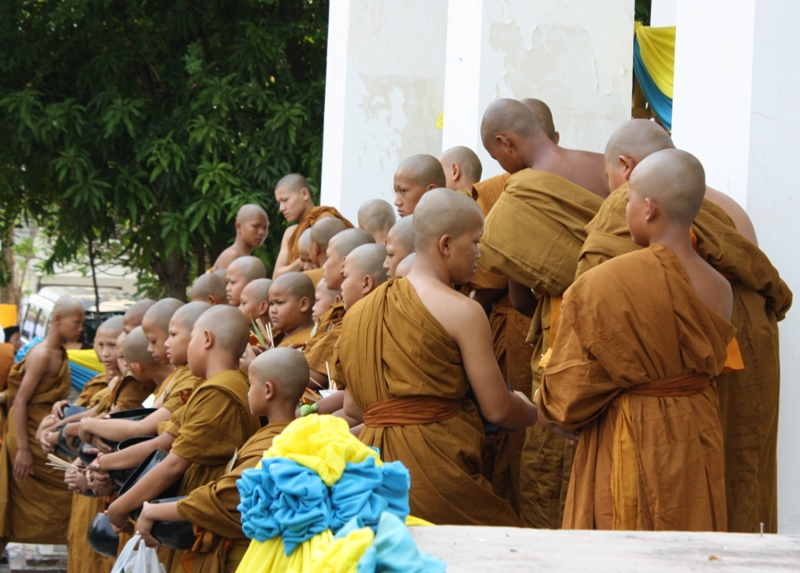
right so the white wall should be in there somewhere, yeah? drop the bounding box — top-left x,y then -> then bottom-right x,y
320,0 -> 448,222
650,0 -> 677,27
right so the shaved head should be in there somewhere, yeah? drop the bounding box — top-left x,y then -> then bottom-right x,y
249,347 -> 309,404
519,98 -> 557,142
439,146 -> 483,186
395,253 -> 415,277
395,154 -> 447,189
241,278 -> 273,303
605,119 -> 674,164
52,297 -> 84,320
195,306 -> 250,357
310,217 -> 348,251
142,298 -> 184,333
98,316 -> 124,337
190,273 -> 227,304
358,199 -> 396,237
275,173 -> 310,194
236,203 -> 268,224
123,299 -> 155,332
329,228 -> 376,258
298,228 -> 312,249
172,301 -> 212,331
629,149 -> 706,225
213,268 -> 227,280
480,98 -> 539,145
271,272 -> 315,303
413,188 -> 483,251
124,326 -> 157,365
228,256 -> 267,282
347,244 -> 389,285
387,215 -> 415,254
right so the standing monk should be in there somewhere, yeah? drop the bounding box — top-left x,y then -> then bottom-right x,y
578,119 -> 791,533
272,173 -> 352,278
478,98 -> 606,528
0,297 -> 84,549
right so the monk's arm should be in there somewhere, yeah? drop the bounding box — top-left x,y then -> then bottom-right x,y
79,407 -> 171,444
272,225 -> 303,278
309,369 -> 329,388
137,500 -> 182,547
470,287 -> 506,315
107,451 -> 190,528
92,432 -> 175,472
11,346 -> 49,481
508,280 -> 538,318
316,391 -> 344,414
342,388 -> 364,424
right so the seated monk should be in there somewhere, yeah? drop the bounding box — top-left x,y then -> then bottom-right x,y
309,216 -> 348,269
337,189 -> 573,526
296,229 -> 316,270
311,277 -> 341,326
272,173 -> 352,278
136,348 -> 309,573
438,145 -> 483,194
210,204 -> 269,272
190,273 -> 228,305
393,154 -> 447,217
537,149 -> 735,531
238,278 -> 272,325
225,256 -> 267,307
268,272 -> 315,349
322,228 -> 375,291
357,198 -> 396,244
383,215 -> 414,279
122,299 -> 156,334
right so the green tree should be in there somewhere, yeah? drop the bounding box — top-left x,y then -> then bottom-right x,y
0,0 -> 329,299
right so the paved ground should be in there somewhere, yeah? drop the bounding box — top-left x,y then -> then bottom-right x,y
3,544 -> 67,573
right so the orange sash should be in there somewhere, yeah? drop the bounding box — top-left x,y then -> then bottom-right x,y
363,396 -> 460,428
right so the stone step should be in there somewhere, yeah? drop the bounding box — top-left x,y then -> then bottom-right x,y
6,544 -> 67,573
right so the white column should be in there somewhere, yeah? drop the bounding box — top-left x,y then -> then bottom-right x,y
650,0 -> 678,27
441,0 -> 635,179
320,0 -> 448,222
673,0 -> 800,533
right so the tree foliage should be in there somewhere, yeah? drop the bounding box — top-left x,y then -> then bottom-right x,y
0,0 -> 329,298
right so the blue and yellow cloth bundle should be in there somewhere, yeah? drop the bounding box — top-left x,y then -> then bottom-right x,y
236,414 -> 445,572
633,22 -> 676,130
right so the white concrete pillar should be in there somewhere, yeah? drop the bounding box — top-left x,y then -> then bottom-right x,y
320,0 -> 448,222
672,0 -> 800,533
650,0 -> 677,27
441,0 -> 635,179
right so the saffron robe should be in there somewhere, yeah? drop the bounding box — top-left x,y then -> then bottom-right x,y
479,169 -> 603,528
538,245 -> 735,531
108,372 -> 155,411
176,420 -> 290,573
287,206 -> 353,264
0,350 -> 73,543
275,326 -> 312,350
304,303 -> 346,376
577,184 -> 792,532
303,268 -> 325,288
75,372 -> 109,407
336,278 -> 520,526
159,365 -> 202,413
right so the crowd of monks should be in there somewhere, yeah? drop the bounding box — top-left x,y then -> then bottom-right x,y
0,96 -> 791,573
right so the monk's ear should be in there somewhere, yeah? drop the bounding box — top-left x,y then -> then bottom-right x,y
553,131 -> 561,145
438,233 -> 452,256
643,197 -> 658,221
129,361 -> 143,376
299,296 -> 311,313
207,295 -> 218,305
262,380 -> 275,402
451,162 -> 462,181
203,329 -> 214,350
234,221 -> 242,235
619,155 -> 636,181
362,275 -> 375,295
425,183 -> 438,192
333,294 -> 343,304
258,300 -> 270,316
300,187 -> 311,202
495,134 -> 513,152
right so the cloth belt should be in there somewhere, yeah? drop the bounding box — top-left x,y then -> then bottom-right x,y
363,396 -> 460,428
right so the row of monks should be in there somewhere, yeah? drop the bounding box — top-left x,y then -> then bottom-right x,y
0,97 -> 792,573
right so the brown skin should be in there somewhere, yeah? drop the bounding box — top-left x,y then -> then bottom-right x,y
273,185 -> 314,278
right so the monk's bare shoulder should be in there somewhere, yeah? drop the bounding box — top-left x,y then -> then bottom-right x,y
412,278 -> 485,340
281,224 -> 299,244
212,246 -> 245,271
704,187 -> 758,245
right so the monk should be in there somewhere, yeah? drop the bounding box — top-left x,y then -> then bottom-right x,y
136,348 -> 308,572
107,306 -> 260,573
225,256 -> 267,306
142,299 -> 184,366
123,299 -> 156,334
338,189 -> 568,526
190,273 -> 228,305
322,228 -> 376,291
211,204 -> 269,272
357,198 -> 396,244
383,216 -> 414,279
311,277 -> 341,325
394,253 -> 415,278
393,154 -> 447,217
238,278 -> 272,325
296,229 -> 315,270
479,98 -> 607,528
538,149 -> 737,531
577,119 -> 791,533
272,173 -> 352,278
0,297 -> 83,549
309,216 -> 348,268
268,272 -> 315,349
438,146 -> 483,193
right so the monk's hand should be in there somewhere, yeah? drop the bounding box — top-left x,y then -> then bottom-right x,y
51,400 -> 69,418
240,344 -> 265,371
106,505 -> 132,533
65,467 -> 89,494
538,417 -> 580,446
137,503 -> 161,548
13,448 -> 34,482
89,434 -> 113,453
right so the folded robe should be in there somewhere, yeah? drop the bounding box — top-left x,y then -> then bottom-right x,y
276,326 -> 312,350
335,278 -> 520,526
287,206 -> 353,264
0,350 -> 73,543
479,168 -> 603,528
108,372 -> 155,411
576,184 -> 792,533
537,244 -> 734,531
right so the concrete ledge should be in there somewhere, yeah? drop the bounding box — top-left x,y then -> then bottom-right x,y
409,527 -> 800,572
6,544 -> 67,573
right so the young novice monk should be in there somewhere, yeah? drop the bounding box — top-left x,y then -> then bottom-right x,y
322,228 -> 375,291
296,229 -> 316,270
238,278 -> 272,325
311,278 -> 341,325
393,154 -> 447,217
210,204 -> 269,272
190,273 -> 228,305
268,272 -> 315,349
358,198 -> 396,244
309,216 -> 348,269
225,256 -> 267,306
122,299 -> 156,334
0,297 -> 84,549
383,215 -> 415,279
107,306 -> 260,573
537,150 -> 734,531
136,348 -> 309,572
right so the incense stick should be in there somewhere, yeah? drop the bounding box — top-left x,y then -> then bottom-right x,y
47,454 -> 79,471
308,377 -> 326,390
326,362 -> 337,392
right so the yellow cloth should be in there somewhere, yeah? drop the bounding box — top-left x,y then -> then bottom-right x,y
305,526 -> 374,573
67,348 -> 104,373
634,22 -> 675,99
237,531 -> 334,573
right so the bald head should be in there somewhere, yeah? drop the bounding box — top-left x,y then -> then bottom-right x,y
98,316 -> 124,337
213,268 -> 227,280
481,98 -> 539,145
329,228 -> 376,258
413,188 -> 483,251
395,253 -> 415,277
249,348 -> 309,405
124,326 -> 157,365
605,119 -> 674,164
311,217 -> 348,252
142,298 -> 184,333
237,203 -> 268,224
519,98 -> 557,142
275,173 -> 310,194
241,278 -> 273,303
123,299 -> 155,332
358,199 -> 396,242
439,146 -> 483,190
228,256 -> 267,282
347,244 -> 389,285
194,306 -> 250,357
270,272 -> 315,304
172,301 -> 212,332
190,273 -> 227,305
298,228 -> 312,249
396,154 -> 447,189
629,149 -> 706,226
52,297 -> 84,321
387,215 -> 415,254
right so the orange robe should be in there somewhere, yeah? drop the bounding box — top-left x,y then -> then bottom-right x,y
538,245 -> 735,531
577,184 -> 792,532
303,268 -> 325,288
287,206 -> 353,264
479,169 -> 603,528
0,350 -> 73,543
0,343 -> 17,436
336,278 -> 520,526
158,365 -> 202,413
275,326 -> 313,350
304,303 -> 346,375
176,421 -> 290,573
108,372 -> 156,411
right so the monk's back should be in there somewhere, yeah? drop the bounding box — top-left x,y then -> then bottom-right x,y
675,249 -> 733,322
535,148 -> 609,199
405,275 -> 477,343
